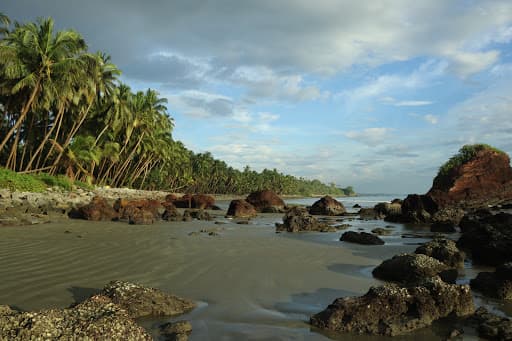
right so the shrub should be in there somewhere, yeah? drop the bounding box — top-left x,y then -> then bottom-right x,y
34,173 -> 73,191
438,144 -> 505,177
0,168 -> 47,192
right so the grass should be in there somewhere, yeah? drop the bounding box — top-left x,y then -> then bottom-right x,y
0,168 -> 94,192
438,144 -> 505,177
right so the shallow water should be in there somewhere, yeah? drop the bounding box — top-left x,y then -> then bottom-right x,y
0,209 -> 502,340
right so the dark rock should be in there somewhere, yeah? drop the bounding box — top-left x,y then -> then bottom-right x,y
352,204 -> 361,208
371,227 -> 392,236
432,207 -> 465,226
114,198 -> 162,220
430,222 -> 457,233
226,199 -> 257,218
185,209 -> 212,221
275,207 -> 328,232
399,194 -> 438,223
162,202 -> 181,221
391,198 -> 403,205
100,280 -> 196,319
415,238 -> 465,268
309,196 -> 346,216
237,220 -> 250,225
470,307 -> 512,341
340,231 -> 384,245
457,212 -> 512,265
372,253 -> 457,284
470,263 -> 512,299
246,190 -> 285,213
182,211 -> 192,222
69,196 -> 119,221
334,223 -> 351,230
358,208 -> 378,220
173,194 -> 216,209
375,202 -> 402,220
310,277 -> 474,336
164,193 -> 179,202
160,320 -> 192,341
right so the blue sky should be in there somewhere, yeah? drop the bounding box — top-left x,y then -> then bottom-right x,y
3,0 -> 512,193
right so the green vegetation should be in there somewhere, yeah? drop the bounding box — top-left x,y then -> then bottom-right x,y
0,168 -> 47,192
438,144 -> 505,176
0,13 -> 352,196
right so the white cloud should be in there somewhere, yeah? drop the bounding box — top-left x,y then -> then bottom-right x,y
394,100 -> 433,107
445,50 -> 500,78
166,90 -> 236,118
345,127 -> 392,147
424,114 -> 439,124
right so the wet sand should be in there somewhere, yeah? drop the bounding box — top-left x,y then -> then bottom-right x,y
0,210 -> 499,340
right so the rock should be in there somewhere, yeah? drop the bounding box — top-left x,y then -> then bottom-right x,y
470,307 -> 512,341
275,207 -> 327,232
173,194 -> 216,209
100,280 -> 196,318
164,193 -> 179,202
237,220 -> 250,225
226,199 -> 257,218
372,253 -> 457,284
182,210 -> 192,222
340,231 -> 384,245
160,320 -> 192,341
309,196 -> 346,216
399,194 -> 438,223
162,202 -> 182,221
470,263 -> 512,299
457,212 -> 512,265
352,204 -> 361,208
68,196 -> 119,221
114,198 -> 162,220
432,207 -> 465,226
358,207 -> 379,220
128,208 -> 155,225
375,202 -> 402,220
371,227 -> 392,236
430,222 -> 457,233
246,190 -> 285,213
415,238 -> 465,268
391,198 -> 403,205
334,223 -> 351,230
183,209 -> 212,221
310,277 -> 474,336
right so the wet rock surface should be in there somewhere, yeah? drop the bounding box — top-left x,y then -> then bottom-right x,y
470,307 -> 512,341
309,195 -> 346,216
372,253 -> 457,284
69,196 -> 119,221
310,277 -> 474,336
340,231 -> 385,245
160,320 -> 192,341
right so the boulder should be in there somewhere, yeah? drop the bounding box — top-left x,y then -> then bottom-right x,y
352,204 -> 361,208
182,210 -> 192,222
372,253 -> 457,284
399,194 -> 438,223
340,231 -> 385,245
162,202 -> 181,221
226,199 -> 257,218
310,277 -> 474,336
371,227 -> 392,236
246,190 -> 285,213
128,208 -> 155,225
430,222 -> 456,233
470,263 -> 512,300
374,202 -> 402,220
68,196 -> 119,221
309,196 -> 346,216
457,212 -> 512,265
114,198 -> 162,220
100,280 -> 196,318
358,208 -> 379,220
470,307 -> 512,341
275,207 -> 328,232
173,194 -> 216,209
164,193 -> 179,202
160,320 -> 192,341
414,238 -> 465,268
185,209 -> 212,221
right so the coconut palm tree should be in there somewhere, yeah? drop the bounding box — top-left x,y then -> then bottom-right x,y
0,12 -> 10,37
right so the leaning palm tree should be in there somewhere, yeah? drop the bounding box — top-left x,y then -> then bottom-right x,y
0,17 -> 87,163
0,12 -> 10,37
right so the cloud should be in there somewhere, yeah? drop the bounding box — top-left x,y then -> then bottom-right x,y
394,100 -> 433,107
424,114 -> 439,124
345,127 -> 392,147
166,90 -> 236,118
445,50 -> 500,78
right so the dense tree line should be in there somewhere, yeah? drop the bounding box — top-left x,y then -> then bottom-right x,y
0,14 -> 353,196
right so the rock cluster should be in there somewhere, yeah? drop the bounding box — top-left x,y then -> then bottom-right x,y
0,281 -> 195,340
470,263 -> 512,300
470,307 -> 512,341
275,207 -> 332,232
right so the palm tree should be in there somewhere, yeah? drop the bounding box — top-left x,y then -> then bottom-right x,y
0,17 -> 87,164
0,12 -> 10,37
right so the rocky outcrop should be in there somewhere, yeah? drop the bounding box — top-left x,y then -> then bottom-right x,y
100,280 -> 196,318
470,263 -> 512,300
69,196 -> 119,221
226,199 -> 257,218
173,194 -> 216,210
162,202 -> 181,221
114,198 -> 162,221
275,207 -> 330,232
340,231 -> 384,245
470,307 -> 512,341
414,238 -> 465,268
160,320 -> 192,341
457,212 -> 512,265
128,208 -> 155,225
246,190 -> 285,213
185,209 -> 212,221
374,202 -> 402,220
399,194 -> 438,223
309,196 -> 346,216
0,281 -> 195,340
310,277 -> 474,336
372,253 -> 457,284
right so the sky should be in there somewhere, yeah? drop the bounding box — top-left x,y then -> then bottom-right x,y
3,0 -> 512,193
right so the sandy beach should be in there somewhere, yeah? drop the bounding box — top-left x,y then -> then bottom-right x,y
0,205 -> 491,340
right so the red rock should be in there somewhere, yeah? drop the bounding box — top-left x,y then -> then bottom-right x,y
173,194 -> 215,209
246,190 -> 285,213
226,199 -> 257,218
309,195 -> 346,216
114,198 -> 162,220
69,196 -> 118,221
